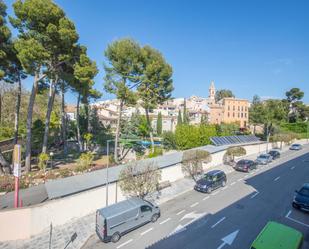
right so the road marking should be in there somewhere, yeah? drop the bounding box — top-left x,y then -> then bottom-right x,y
230,182 -> 236,186
274,176 -> 280,181
211,190 -> 220,196
203,196 -> 210,201
222,186 -> 228,190
190,202 -> 199,208
217,230 -> 239,249
237,178 -> 243,182
285,210 -> 309,227
250,192 -> 259,199
140,227 -> 153,236
211,217 -> 226,228
180,211 -> 194,221
117,239 -> 133,248
160,217 -> 171,225
291,166 -> 295,170
176,210 -> 185,215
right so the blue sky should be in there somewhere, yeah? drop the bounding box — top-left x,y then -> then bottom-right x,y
5,0 -> 309,104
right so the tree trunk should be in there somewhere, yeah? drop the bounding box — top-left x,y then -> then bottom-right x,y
114,100 -> 123,163
25,73 -> 40,172
0,92 -> 2,124
145,108 -> 154,153
42,79 -> 57,154
76,92 -> 83,152
13,74 -> 22,145
61,82 -> 67,154
0,148 -> 11,174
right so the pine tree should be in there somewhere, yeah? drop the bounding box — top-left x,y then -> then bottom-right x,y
157,112 -> 162,135
183,98 -> 189,124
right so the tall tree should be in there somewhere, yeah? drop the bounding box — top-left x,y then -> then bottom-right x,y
285,88 -> 305,122
249,95 -> 264,134
157,112 -> 162,136
183,98 -> 189,124
104,38 -> 140,163
177,109 -> 182,125
41,16 -> 79,154
0,0 -> 12,124
11,0 -> 70,171
215,89 -> 235,102
138,45 -> 173,150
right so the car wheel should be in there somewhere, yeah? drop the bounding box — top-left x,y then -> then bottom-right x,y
207,187 -> 212,194
221,181 -> 226,187
292,202 -> 300,209
151,214 -> 159,223
111,232 -> 121,243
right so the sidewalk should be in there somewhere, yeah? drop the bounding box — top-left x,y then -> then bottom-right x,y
0,144 -> 292,249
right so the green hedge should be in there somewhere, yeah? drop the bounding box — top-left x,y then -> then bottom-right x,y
280,122 -> 307,134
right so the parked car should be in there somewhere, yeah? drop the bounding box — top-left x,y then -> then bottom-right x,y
292,183 -> 309,211
290,144 -> 302,150
96,197 -> 160,243
250,221 -> 303,249
256,154 -> 272,165
194,170 -> 226,193
234,159 -> 257,172
268,150 -> 280,160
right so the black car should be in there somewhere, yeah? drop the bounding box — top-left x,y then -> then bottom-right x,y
293,184 -> 309,211
194,170 -> 227,194
268,150 -> 280,160
234,159 -> 257,172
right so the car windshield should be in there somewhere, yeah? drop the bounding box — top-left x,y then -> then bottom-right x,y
144,200 -> 154,207
259,155 -> 268,159
299,188 -> 309,197
203,174 -> 214,181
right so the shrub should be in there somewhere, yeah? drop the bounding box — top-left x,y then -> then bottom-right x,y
119,161 -> 161,199
162,131 -> 176,150
38,153 -> 50,170
76,152 -> 94,172
181,149 -> 212,182
148,147 -> 163,158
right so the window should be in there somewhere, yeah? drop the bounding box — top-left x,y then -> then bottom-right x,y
238,106 -> 240,111
228,106 -> 230,111
233,112 -> 235,117
141,205 -> 152,213
233,106 -> 235,111
299,188 -> 309,197
238,113 -> 240,118
241,106 -> 243,111
241,113 -> 243,118
245,113 -> 247,118
227,112 -> 230,117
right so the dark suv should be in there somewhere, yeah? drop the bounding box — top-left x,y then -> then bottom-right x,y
194,170 -> 227,194
293,183 -> 309,211
234,159 -> 257,172
268,150 -> 280,160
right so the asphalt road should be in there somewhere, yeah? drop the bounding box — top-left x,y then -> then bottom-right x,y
83,146 -> 309,249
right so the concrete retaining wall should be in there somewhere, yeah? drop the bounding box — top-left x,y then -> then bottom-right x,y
0,139 -> 307,241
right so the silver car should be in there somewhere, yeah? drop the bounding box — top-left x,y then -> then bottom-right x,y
256,154 -> 272,165
290,144 -> 302,150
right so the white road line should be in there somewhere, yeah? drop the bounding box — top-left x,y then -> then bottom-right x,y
203,196 -> 210,201
274,176 -> 280,181
211,217 -> 226,228
211,190 -> 220,196
140,227 -> 153,236
291,166 -> 295,170
237,178 -> 243,182
285,210 -> 309,228
117,239 -> 133,248
250,192 -> 259,199
230,182 -> 236,186
176,210 -> 185,215
190,202 -> 199,208
159,217 -> 171,225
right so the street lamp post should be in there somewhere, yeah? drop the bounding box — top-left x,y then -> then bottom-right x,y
106,139 -> 114,206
